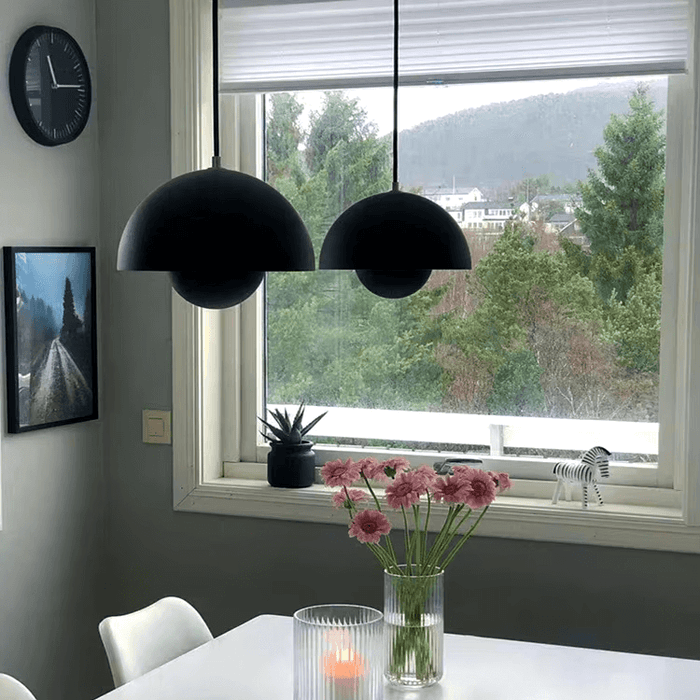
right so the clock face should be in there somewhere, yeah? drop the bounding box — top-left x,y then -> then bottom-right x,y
9,26 -> 91,146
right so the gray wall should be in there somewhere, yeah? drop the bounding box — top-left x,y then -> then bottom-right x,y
98,0 -> 700,686
0,2 -> 107,700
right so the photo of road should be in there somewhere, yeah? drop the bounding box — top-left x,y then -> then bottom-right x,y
9,250 -> 96,430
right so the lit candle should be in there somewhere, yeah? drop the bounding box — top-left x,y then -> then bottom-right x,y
322,628 -> 366,697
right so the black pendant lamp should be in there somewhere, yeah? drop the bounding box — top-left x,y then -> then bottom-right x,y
116,0 -> 314,309
319,0 -> 471,299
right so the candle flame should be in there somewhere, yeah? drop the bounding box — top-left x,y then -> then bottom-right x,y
322,627 -> 366,681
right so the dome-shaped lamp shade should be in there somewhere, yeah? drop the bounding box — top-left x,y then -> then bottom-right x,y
117,167 -> 314,308
319,190 -> 471,298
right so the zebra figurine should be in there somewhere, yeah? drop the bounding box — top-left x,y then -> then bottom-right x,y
551,446 -> 611,509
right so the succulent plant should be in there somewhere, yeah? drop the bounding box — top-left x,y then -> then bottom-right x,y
259,402 -> 327,445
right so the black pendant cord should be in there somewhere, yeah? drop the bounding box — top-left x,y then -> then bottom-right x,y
392,0 -> 399,191
212,0 -> 221,167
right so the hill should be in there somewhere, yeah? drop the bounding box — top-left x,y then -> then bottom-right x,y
397,79 -> 667,196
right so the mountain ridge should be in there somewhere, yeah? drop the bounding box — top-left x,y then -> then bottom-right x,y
397,79 -> 667,196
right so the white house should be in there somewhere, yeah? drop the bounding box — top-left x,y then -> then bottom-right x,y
425,186 -> 484,211
461,200 -> 516,229
519,194 -> 583,218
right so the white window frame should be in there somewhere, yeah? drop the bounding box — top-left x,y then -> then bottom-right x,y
171,0 -> 700,553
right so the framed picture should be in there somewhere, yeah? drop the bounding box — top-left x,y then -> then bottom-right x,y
3,247 -> 98,433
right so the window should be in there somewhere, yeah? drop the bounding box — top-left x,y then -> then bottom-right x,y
170,0 -> 700,552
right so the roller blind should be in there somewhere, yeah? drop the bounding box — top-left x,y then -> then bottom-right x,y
219,0 -> 690,93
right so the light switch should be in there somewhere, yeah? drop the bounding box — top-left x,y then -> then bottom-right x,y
143,409 -> 172,444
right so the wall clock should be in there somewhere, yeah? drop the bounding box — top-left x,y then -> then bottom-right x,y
9,25 -> 91,147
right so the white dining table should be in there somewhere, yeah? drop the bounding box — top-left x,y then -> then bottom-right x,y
93,613 -> 700,699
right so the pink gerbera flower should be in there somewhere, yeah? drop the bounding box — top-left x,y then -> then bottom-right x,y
379,457 -> 411,479
332,488 -> 368,509
451,464 -> 480,484
462,469 -> 498,509
493,471 -> 512,493
349,509 -> 392,544
413,464 -> 439,490
355,457 -> 388,483
431,475 -> 469,503
385,471 -> 424,509
321,458 -> 361,488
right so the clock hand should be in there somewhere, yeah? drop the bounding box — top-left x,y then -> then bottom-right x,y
56,84 -> 83,88
46,55 -> 58,88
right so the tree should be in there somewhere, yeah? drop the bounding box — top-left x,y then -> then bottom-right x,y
433,221 -> 627,418
266,93 -> 305,186
267,91 -> 429,411
570,83 -> 665,303
306,92 -> 376,175
61,277 -> 82,341
562,83 -> 665,379
510,174 -> 552,208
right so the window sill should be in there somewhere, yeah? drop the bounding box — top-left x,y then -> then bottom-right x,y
174,473 -> 700,554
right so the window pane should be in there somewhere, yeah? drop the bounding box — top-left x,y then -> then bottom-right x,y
264,77 -> 667,463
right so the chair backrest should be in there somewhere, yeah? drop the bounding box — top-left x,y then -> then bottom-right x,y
98,596 -> 213,687
0,674 -> 37,700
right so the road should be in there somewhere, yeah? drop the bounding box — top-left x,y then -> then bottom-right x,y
28,337 -> 92,425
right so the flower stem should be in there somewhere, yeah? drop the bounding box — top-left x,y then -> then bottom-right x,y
366,541 -> 394,570
362,473 -> 383,512
439,505 -> 490,570
423,504 -> 461,573
401,506 -> 413,574
412,504 -> 423,567
421,492 -> 432,575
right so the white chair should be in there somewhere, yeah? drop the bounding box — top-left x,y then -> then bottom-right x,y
0,674 -> 37,700
98,596 -> 213,687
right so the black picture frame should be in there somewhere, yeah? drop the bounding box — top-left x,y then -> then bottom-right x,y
3,247 -> 98,433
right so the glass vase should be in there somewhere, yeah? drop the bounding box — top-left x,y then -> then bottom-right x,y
293,604 -> 384,700
384,565 -> 444,688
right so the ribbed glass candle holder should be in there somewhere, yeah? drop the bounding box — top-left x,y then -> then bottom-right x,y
293,604 -> 384,700
384,565 -> 444,687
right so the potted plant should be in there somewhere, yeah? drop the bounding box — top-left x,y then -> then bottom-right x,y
259,402 -> 328,488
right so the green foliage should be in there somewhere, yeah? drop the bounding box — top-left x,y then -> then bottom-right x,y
603,264 -> 662,373
572,83 -> 665,303
266,91 -> 434,410
562,83 -> 665,375
265,85 -> 664,425
510,174 -> 552,206
487,350 -> 545,416
436,221 -> 613,417
259,402 -> 327,444
266,93 -> 305,184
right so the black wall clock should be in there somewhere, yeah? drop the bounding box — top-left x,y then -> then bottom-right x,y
9,25 -> 91,147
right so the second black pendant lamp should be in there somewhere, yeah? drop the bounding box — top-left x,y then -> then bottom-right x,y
116,0 -> 314,309
319,0 -> 472,298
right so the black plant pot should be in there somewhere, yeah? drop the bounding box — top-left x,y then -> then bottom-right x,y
267,440 -> 316,488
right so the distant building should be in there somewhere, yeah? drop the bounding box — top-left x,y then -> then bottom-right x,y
460,200 -> 516,230
425,186 -> 484,211
519,193 -> 582,218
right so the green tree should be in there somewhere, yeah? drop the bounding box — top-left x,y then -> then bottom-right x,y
435,221 -> 619,418
570,83 -> 665,303
266,92 -> 305,184
603,263 -> 662,373
306,92 -> 376,175
266,91 -> 436,412
563,83 -> 665,379
61,277 -> 81,340
510,174 -> 552,208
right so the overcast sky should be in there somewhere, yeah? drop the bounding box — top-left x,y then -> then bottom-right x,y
293,75 -> 666,137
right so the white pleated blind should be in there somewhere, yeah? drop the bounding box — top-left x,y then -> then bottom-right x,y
219,0 -> 690,93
